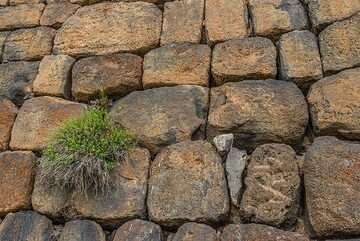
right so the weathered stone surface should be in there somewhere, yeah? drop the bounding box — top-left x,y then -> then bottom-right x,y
0,61 -> 39,106
40,3 -> 80,28
204,0 -> 249,45
110,85 -> 209,154
207,80 -> 308,151
54,2 -> 162,57
308,68 -> 360,140
72,54 -> 142,102
10,96 -> 86,151
0,4 -> 44,30
226,148 -> 247,208
304,0 -> 360,32
248,0 -> 308,39
72,148 -> 150,228
161,0 -> 204,45
33,55 -> 75,99
213,133 -> 234,155
320,14 -> 360,75
0,151 -> 36,216
10,0 -> 43,5
147,141 -> 229,228
113,219 -> 163,241
143,44 -> 211,89
172,222 -> 219,241
277,30 -> 323,91
3,27 -> 56,62
220,224 -> 309,241
0,31 -> 10,61
240,144 -> 301,227
0,212 -> 53,241
0,99 -> 17,151
212,37 -> 277,86
0,0 -> 7,6
304,136 -> 360,237
59,220 -> 105,241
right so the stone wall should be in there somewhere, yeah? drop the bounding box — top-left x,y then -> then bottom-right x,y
0,0 -> 359,240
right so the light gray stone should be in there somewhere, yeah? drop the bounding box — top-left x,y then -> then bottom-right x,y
213,134 -> 234,155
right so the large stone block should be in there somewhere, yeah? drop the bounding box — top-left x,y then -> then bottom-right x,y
40,3 -> 80,29
113,219 -> 163,241
320,14 -> 360,75
240,144 -> 301,228
248,0 -> 308,39
54,2 -> 162,57
172,222 -> 219,241
211,37 -> 277,86
161,0 -> 204,45
110,85 -> 209,154
204,0 -> 249,45
143,44 -> 211,89
304,136 -> 360,237
9,0 -> 44,4
277,30 -> 323,91
0,31 -> 10,61
0,61 -> 39,106
3,26 -> 56,62
72,54 -> 142,102
147,141 -> 229,228
59,220 -> 105,241
207,80 -> 308,151
10,96 -> 86,151
0,4 -> 44,30
0,151 -> 36,216
308,68 -> 360,140
0,99 -> 17,151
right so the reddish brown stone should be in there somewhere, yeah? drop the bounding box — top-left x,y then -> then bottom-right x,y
0,99 -> 17,151
113,219 -> 163,241
40,3 -> 80,29
0,4 -> 44,30
172,222 -> 219,241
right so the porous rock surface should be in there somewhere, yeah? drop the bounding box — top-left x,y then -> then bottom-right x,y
0,99 -> 17,151
171,222 -> 219,241
113,219 -> 163,241
59,220 -> 106,241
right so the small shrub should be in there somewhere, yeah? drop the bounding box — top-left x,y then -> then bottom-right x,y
38,106 -> 136,195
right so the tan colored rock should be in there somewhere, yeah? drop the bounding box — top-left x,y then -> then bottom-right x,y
0,99 -> 17,151
308,68 -> 360,140
3,27 -> 56,62
304,0 -> 360,32
10,96 -> 86,151
33,55 -> 75,99
147,141 -> 229,228
204,0 -> 249,45
110,85 -> 209,154
0,151 -> 36,216
277,30 -> 323,91
143,44 -> 211,89
40,3 -> 80,28
207,80 -> 308,151
240,144 -> 301,228
248,0 -> 308,39
304,136 -> 360,237
0,61 -> 39,106
320,14 -> 360,75
72,54 -> 142,102
59,220 -> 106,241
0,4 -> 44,30
212,37 -> 277,86
0,0 -> 8,6
10,0 -> 44,5
172,222 -> 219,241
113,219 -> 163,241
54,2 -> 162,57
220,224 -> 309,241
161,0 -> 204,45
0,31 -> 10,61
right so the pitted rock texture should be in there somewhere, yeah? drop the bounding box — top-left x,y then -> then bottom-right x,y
72,54 -> 143,102
207,80 -> 309,151
0,151 -> 36,216
10,96 -> 87,151
204,0 -> 249,45
220,224 -> 309,241
59,220 -> 106,241
54,2 -> 162,57
0,32 -> 10,61
0,61 -> 39,106
320,14 -> 360,75
307,68 -> 360,140
110,85 -> 209,154
10,0 -> 44,5
40,3 -> 81,28
0,99 -> 17,151
240,144 -> 301,228
172,222 -> 219,241
0,4 -> 44,30
211,37 -> 277,86
147,141 -> 229,228
304,136 -> 360,238
277,30 -> 323,91
143,44 -> 211,89
0,211 -> 53,241
113,219 -> 163,241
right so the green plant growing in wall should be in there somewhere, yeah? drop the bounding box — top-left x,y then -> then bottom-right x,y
38,99 -> 136,195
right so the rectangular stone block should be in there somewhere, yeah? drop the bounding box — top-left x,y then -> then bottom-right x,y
0,4 -> 44,30
40,3 -> 80,29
